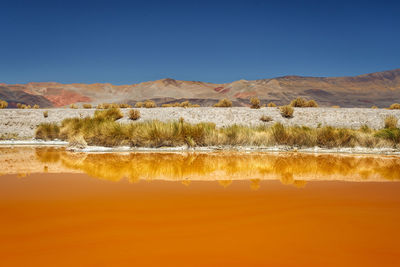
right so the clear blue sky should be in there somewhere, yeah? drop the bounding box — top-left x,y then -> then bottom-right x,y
1,0 -> 399,84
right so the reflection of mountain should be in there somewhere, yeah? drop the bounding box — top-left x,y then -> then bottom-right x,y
1,147 -> 400,184
1,69 -> 400,107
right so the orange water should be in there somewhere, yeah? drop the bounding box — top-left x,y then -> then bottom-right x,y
1,170 -> 400,266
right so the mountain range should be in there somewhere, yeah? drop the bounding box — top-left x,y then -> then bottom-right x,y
1,68 -> 400,108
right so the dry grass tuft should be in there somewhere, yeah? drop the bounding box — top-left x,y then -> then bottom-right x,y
129,109 -> 141,120
43,111 -> 49,118
260,115 -> 273,122
290,97 -> 307,107
267,102 -> 277,107
371,105 -> 378,109
119,103 -> 131,108
306,100 -> 318,107
83,104 -> 92,109
135,102 -> 143,108
70,104 -> 78,109
250,97 -> 261,109
33,104 -> 40,109
384,115 -> 398,129
0,99 -> 8,109
214,98 -> 232,107
280,105 -> 294,118
94,108 -> 123,121
331,105 -> 340,108
35,123 -> 60,140
389,103 -> 400,110
144,100 -> 156,108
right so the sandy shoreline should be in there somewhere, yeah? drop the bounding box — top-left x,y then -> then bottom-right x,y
0,140 -> 399,155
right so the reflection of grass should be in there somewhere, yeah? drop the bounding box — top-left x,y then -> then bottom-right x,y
33,149 -> 400,182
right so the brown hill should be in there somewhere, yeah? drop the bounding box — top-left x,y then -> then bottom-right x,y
1,69 -> 400,107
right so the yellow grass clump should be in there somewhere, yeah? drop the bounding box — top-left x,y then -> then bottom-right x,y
83,104 -> 92,109
250,97 -> 261,109
371,105 -> 378,109
35,123 -> 60,140
43,111 -> 49,118
33,104 -> 40,109
389,103 -> 400,110
280,105 -> 294,118
306,100 -> 318,107
290,97 -> 307,107
119,103 -> 131,108
267,102 -> 277,107
135,102 -> 143,108
214,98 -> 232,107
144,100 -> 156,108
384,115 -> 398,129
260,115 -> 273,122
70,104 -> 78,109
94,107 -> 123,121
331,105 -> 340,108
0,99 -> 8,109
129,109 -> 141,120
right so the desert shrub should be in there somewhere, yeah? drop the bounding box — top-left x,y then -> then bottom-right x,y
371,105 -> 378,109
260,115 -> 273,122
27,105 -> 31,109
33,104 -> 40,109
306,100 -> 318,107
144,100 -> 156,108
280,105 -> 294,118
96,104 -> 104,109
17,103 -> 22,108
162,104 -> 172,107
70,104 -> 78,109
290,97 -> 307,107
83,104 -> 92,109
119,103 -> 131,108
389,103 -> 400,110
267,102 -> 277,107
135,102 -> 143,108
384,115 -> 398,129
214,98 -> 232,107
35,123 -> 60,140
331,105 -> 340,108
129,109 -> 141,120
250,97 -> 261,109
0,99 -> 9,109
43,111 -> 49,118
180,101 -> 190,108
18,104 -> 27,109
94,107 -> 123,121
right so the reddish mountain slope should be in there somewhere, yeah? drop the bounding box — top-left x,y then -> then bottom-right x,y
1,69 -> 400,107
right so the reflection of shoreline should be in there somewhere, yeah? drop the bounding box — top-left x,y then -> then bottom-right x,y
1,147 -> 400,184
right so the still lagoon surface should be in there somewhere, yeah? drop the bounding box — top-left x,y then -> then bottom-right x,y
1,147 -> 400,266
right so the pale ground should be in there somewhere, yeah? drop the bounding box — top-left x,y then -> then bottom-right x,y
1,107 -> 400,139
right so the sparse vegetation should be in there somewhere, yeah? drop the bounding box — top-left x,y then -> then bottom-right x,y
35,123 -> 60,140
260,115 -> 273,122
214,98 -> 232,107
162,101 -> 200,107
290,97 -> 307,107
331,105 -> 340,108
306,100 -> 318,107
144,100 -> 156,108
280,105 -> 294,118
267,102 -> 277,107
129,109 -> 141,120
35,114 -> 400,149
119,103 -> 131,108
384,115 -> 398,129
33,104 -> 40,109
70,104 -> 78,109
94,107 -> 123,121
135,102 -> 144,108
43,111 -> 49,118
371,105 -> 378,109
0,99 -> 9,109
83,104 -> 92,109
250,97 -> 261,109
389,103 -> 400,110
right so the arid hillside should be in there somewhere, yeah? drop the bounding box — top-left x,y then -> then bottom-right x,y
1,69 -> 400,107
